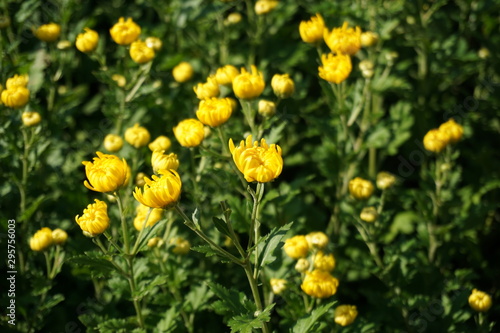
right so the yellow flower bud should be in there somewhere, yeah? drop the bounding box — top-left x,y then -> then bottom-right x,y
359,59 -> 374,72
270,278 -> 287,295
318,53 -> 352,84
193,76 -> 220,99
469,289 -> 492,312
103,134 -> 124,152
147,237 -> 164,248
22,111 -> 41,127
130,40 -> 155,64
349,177 -> 374,200
57,40 -> 72,50
360,206 -> 378,223
152,150 -> 179,174
148,135 -> 172,152
255,0 -> 279,15
225,12 -> 242,25
109,17 -> 141,45
258,100 -> 276,118
170,236 -> 191,255
111,74 -> 127,87
35,23 -> 61,42
76,28 -> 99,53
423,128 -> 449,153
214,65 -> 240,86
271,73 -> 295,99
135,172 -> 147,187
1,86 -> 30,109
75,199 -> 110,237
334,305 -> 358,326
283,235 -> 309,259
313,251 -> 336,272
439,119 -> 463,144
173,118 -> 205,148
145,36 -> 162,51
233,65 -> 265,99
29,227 -> 53,251
478,47 -> 490,59
301,270 -> 339,298
133,204 -> 164,231
6,74 -> 29,89
196,97 -> 233,127
172,62 -> 194,83
82,152 -> 130,193
133,170 -> 182,209
229,135 -> 283,183
305,231 -> 329,250
324,22 -> 361,56
295,258 -> 310,273
361,31 -> 379,47
0,15 -> 10,29
299,13 -> 325,44
376,171 -> 396,190
125,123 -> 151,148
52,228 -> 68,245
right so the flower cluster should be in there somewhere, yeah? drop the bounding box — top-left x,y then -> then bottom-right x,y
30,227 -> 68,251
423,119 -> 464,153
1,74 -> 30,109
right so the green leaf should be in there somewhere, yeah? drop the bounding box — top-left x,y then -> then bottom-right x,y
39,294 -> 65,313
366,127 -> 391,149
292,300 -> 336,333
156,306 -> 179,332
228,303 -> 275,333
185,283 -> 214,312
19,195 -> 46,222
383,211 -> 422,243
213,217 -> 232,238
207,282 -> 255,316
96,317 -> 136,333
136,275 -> 169,299
258,222 -> 293,268
191,245 -> 218,257
67,252 -> 119,277
133,219 -> 167,254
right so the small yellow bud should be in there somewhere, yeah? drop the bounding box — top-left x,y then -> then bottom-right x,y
57,40 -> 72,50
30,227 -> 54,251
6,74 -> 29,89
125,123 -> 151,148
478,47 -> 490,59
270,278 -> 287,295
76,28 -> 99,53
149,136 -> 171,152
258,100 -> 276,118
111,74 -> 127,87
193,76 -> 220,99
349,177 -> 374,200
469,289 -> 492,312
215,65 -> 239,86
151,150 -> 179,174
52,228 -> 68,245
301,270 -> 339,298
172,62 -> 194,83
305,232 -> 329,249
103,134 -> 124,152
35,23 -> 61,42
22,112 -> 41,127
135,172 -> 147,187
170,237 -> 191,255
360,31 -> 379,47
283,235 -> 309,259
439,119 -> 463,144
109,17 -> 141,45
255,0 -> 279,15
295,258 -> 310,273
145,36 -> 162,51
271,73 -> 295,99
232,65 -> 265,99
423,128 -> 449,153
225,12 -> 242,25
173,119 -> 205,148
376,171 -> 396,190
334,305 -> 358,326
147,237 -> 164,248
1,86 -> 30,109
360,207 -> 378,223
75,199 -> 110,237
129,40 -> 155,64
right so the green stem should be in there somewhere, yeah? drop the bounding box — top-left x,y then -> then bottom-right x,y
250,183 -> 265,279
126,256 -> 145,328
241,100 -> 258,138
243,262 -> 270,333
93,237 -> 129,277
131,208 -> 153,255
115,192 -> 131,254
44,251 -> 53,279
353,221 -> 384,269
103,230 -> 123,254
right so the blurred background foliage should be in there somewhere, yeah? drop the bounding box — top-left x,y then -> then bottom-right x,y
1,0 -> 500,332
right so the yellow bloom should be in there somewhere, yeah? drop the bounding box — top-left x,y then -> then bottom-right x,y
130,40 -> 155,64
133,204 -> 164,231
125,123 -> 151,148
478,47 -> 490,59
359,59 -> 374,79
324,22 -> 361,56
360,206 -> 378,223
196,97 -> 233,127
82,152 -> 130,193
133,170 -> 182,209
299,13 -> 325,44
173,118 -> 205,148
29,227 -> 53,251
305,231 -> 329,250
172,62 -> 194,83
149,135 -> 172,152
439,119 -> 463,144
255,0 -> 279,15
270,278 -> 287,295
135,172 -> 147,187
319,53 -> 352,84
349,177 -> 374,200
145,36 -> 162,51
423,128 -> 449,153
258,100 -> 276,118
57,40 -> 72,50
170,236 -> 191,255
35,23 -> 61,42
22,112 -> 41,127
76,28 -> 99,53
193,76 -> 220,99
229,135 -> 283,183
147,237 -> 164,248
283,235 -> 309,259
469,289 -> 492,312
225,12 -> 242,25
75,199 -> 110,237
233,66 -> 265,100
301,270 -> 339,298
334,305 -> 358,326
152,150 -> 179,174
313,251 -> 335,272
295,258 -> 310,273
271,73 -> 295,99
6,74 -> 29,89
103,134 -> 124,152
215,65 -> 240,86
361,31 -> 379,47
1,86 -> 30,109
109,17 -> 141,45
52,228 -> 68,245
112,74 -> 127,87
376,171 -> 396,190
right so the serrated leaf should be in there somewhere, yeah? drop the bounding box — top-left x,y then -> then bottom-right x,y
207,282 -> 254,316
67,252 -> 119,276
96,317 -> 136,333
258,222 -> 293,269
292,300 -> 336,333
19,195 -> 46,222
191,245 -> 218,257
213,217 -> 232,237
185,283 -> 214,312
156,306 -> 179,332
136,275 -> 169,299
133,219 -> 167,254
228,303 -> 275,333
39,293 -> 65,312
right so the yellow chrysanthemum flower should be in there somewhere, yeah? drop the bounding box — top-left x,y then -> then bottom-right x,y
305,231 -> 329,249
35,23 -> 61,42
232,65 -> 265,99
283,235 -> 309,259
103,134 -> 124,152
468,289 -> 492,312
439,119 -> 463,144
360,206 -> 378,223
130,40 -> 155,64
133,204 -> 164,231
109,17 -> 141,45
214,65 -> 240,86
318,53 -> 352,84
75,199 -> 110,237
172,62 -> 194,83
229,135 -> 283,183
376,171 -> 396,190
271,73 -> 295,99
193,76 -> 220,99
301,270 -> 339,298
423,128 -> 449,153
361,31 -> 379,47
173,118 -> 205,148
125,123 -> 151,148
82,152 -> 130,193
324,22 -> 362,56
29,227 -> 54,251
22,112 -> 41,127
76,28 -> 99,53
334,305 -> 358,326
313,251 -> 336,272
133,170 -> 182,209
52,228 -> 68,245
151,150 -> 179,174
1,86 -> 30,109
196,97 -> 233,127
349,177 -> 374,200
149,136 -> 172,152
270,278 -> 287,295
258,100 -> 276,118
6,74 -> 29,89
299,13 -> 325,44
